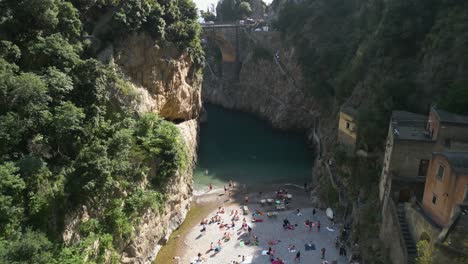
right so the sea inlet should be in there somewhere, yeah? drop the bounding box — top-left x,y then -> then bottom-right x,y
193,104 -> 314,192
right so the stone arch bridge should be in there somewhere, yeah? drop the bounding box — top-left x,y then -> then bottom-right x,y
201,23 -> 252,81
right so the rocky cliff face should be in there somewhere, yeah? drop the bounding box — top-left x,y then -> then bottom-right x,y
62,33 -> 201,264
203,32 -> 319,132
116,35 -> 201,263
115,34 -> 202,121
121,119 -> 199,264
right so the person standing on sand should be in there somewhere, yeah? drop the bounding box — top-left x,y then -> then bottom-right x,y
295,251 -> 301,262
209,183 -> 213,191
321,248 -> 326,259
244,195 -> 249,204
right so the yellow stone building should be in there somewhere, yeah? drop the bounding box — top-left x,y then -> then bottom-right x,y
338,106 -> 358,151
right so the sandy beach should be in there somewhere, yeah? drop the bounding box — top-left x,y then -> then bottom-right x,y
157,184 -> 348,264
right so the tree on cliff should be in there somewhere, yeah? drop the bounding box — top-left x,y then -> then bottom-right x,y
239,2 -> 253,18
216,0 -> 262,21
201,11 -> 216,22
0,0 -> 199,262
438,81 -> 468,115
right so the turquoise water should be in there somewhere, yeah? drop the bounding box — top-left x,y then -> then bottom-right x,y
194,104 -> 313,191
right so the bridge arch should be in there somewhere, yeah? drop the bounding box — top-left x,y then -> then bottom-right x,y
204,31 -> 237,63
201,24 -> 246,81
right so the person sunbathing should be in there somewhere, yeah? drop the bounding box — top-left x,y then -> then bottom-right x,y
268,240 -> 281,245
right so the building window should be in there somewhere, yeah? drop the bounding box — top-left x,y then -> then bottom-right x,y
418,159 -> 429,176
437,165 -> 445,181
432,194 -> 437,205
346,121 -> 351,129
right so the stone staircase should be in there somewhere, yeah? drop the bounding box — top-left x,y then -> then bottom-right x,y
397,204 -> 417,264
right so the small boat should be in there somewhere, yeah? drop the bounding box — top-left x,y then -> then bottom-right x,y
326,208 -> 334,219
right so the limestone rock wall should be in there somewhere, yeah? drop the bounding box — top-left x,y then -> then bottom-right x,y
121,120 -> 199,264
115,34 -> 202,121
63,33 -> 201,264
203,33 -> 318,132
114,34 -> 201,263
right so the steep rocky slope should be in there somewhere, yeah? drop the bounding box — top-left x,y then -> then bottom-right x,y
0,1 -> 204,263
202,0 -> 468,262
62,34 -> 202,263
114,34 -> 202,263
114,34 -> 202,121
203,32 -> 319,132
119,120 -> 199,264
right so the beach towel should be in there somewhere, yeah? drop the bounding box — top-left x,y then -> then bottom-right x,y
239,241 -> 245,247
305,244 -> 316,251
261,250 -> 269,255
253,218 -> 263,222
326,227 -> 335,232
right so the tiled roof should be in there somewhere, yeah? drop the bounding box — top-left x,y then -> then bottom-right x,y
340,105 -> 358,117
392,111 -> 428,123
391,111 -> 432,141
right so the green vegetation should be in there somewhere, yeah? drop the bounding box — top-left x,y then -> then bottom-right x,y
0,0 -> 198,262
216,0 -> 263,21
200,11 -> 216,22
252,46 -> 272,62
273,0 -> 468,262
438,81 -> 468,115
416,240 -> 468,264
274,0 -> 468,150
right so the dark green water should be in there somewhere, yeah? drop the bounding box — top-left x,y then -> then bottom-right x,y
193,104 -> 313,192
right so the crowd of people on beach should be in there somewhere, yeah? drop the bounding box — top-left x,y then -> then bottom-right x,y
185,183 -> 341,264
